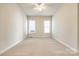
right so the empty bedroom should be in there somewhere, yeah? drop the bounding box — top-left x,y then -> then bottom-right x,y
0,3 -> 79,56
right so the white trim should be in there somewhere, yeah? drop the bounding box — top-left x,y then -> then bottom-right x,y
0,39 -> 23,55
54,37 -> 78,52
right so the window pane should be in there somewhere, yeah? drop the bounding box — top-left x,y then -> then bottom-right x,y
44,20 -> 50,33
29,20 -> 36,33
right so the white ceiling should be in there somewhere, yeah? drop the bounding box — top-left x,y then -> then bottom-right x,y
19,3 -> 63,16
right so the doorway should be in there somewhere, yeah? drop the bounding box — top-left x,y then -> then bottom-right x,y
27,16 -> 52,38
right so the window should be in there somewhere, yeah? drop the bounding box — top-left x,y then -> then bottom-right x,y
29,20 -> 36,34
44,20 -> 50,33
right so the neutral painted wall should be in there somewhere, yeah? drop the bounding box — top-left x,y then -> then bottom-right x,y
24,16 -> 28,38
0,4 -> 26,54
52,4 -> 78,51
27,16 -> 52,37
78,4 -> 79,51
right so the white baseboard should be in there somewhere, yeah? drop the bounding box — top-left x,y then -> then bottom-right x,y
0,39 -> 23,55
54,37 -> 78,52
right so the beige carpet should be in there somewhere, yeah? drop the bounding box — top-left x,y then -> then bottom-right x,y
0,38 -> 77,56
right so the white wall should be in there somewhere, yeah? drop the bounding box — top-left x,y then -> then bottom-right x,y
52,4 -> 78,52
78,4 -> 79,51
0,4 -> 26,54
24,16 -> 28,38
